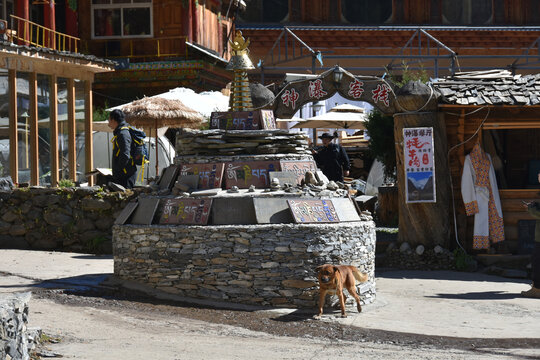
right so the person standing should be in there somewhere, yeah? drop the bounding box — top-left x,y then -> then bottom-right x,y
523,171 -> 540,298
108,109 -> 137,189
312,132 -> 350,182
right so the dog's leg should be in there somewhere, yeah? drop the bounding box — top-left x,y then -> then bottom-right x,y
315,289 -> 327,319
346,285 -> 362,313
338,290 -> 347,318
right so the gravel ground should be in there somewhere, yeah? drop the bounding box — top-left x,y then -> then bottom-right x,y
29,286 -> 540,360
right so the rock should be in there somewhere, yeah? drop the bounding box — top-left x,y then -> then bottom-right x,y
9,224 -> 27,236
416,245 -> 425,255
80,198 -> 112,211
108,182 -> 126,192
399,242 -> 411,253
2,210 -> 19,223
434,245 -> 444,254
75,218 -> 96,232
282,279 -> 317,289
326,181 -> 338,191
43,211 -> 73,227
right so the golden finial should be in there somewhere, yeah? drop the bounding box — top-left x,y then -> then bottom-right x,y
230,30 -> 250,54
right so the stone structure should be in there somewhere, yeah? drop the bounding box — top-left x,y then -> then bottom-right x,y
0,292 -> 40,360
113,219 -> 376,308
176,129 -> 311,156
0,187 -> 148,252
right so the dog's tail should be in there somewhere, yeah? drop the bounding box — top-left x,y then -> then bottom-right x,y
353,268 -> 369,283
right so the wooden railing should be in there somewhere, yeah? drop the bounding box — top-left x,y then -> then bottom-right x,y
10,15 -> 79,53
89,36 -> 188,59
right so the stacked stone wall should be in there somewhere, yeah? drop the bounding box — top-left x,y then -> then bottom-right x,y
113,219 -> 376,308
0,187 -> 148,252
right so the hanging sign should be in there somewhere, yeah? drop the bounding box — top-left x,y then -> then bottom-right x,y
403,127 -> 436,203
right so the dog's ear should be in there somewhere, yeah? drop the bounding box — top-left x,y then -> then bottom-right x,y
315,265 -> 323,273
333,266 -> 340,274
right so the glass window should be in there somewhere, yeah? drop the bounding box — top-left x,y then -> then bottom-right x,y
0,69 -> 9,178
37,74 -> 51,186
17,72 -> 30,183
92,0 -> 152,38
74,80 -> 86,183
123,7 -> 151,36
237,0 -> 288,23
442,0 -> 493,25
57,77 -> 69,181
341,0 -> 393,24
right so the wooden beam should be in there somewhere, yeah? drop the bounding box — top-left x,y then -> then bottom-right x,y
67,78 -> 76,182
85,80 -> 94,186
50,74 -> 59,186
8,69 -> 18,184
29,72 -> 39,186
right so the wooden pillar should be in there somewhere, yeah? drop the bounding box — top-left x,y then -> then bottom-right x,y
394,81 -> 451,247
85,80 -> 94,186
29,72 -> 39,185
8,69 -> 18,184
67,78 -> 76,182
184,0 -> 193,43
50,74 -> 59,186
192,0 -> 199,44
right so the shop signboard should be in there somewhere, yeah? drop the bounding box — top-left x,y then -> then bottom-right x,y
403,127 -> 436,203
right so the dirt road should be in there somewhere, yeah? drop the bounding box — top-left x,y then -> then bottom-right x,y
29,287 -> 538,360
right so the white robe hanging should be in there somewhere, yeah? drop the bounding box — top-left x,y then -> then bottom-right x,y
461,145 -> 505,249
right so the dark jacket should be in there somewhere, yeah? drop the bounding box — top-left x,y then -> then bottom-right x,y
313,143 -> 350,182
527,202 -> 540,243
112,121 -> 137,186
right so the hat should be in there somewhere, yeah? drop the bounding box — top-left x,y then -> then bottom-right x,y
318,132 -> 335,140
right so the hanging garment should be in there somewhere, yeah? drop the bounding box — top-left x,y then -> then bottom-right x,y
461,143 -> 505,250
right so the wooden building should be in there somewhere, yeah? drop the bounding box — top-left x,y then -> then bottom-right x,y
0,2 -> 114,186
76,0 -> 242,105
237,0 -> 540,82
434,70 -> 540,253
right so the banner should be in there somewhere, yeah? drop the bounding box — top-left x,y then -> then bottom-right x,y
403,127 -> 436,203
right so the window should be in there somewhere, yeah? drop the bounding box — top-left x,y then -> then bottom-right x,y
0,0 -> 14,22
91,0 -> 152,39
237,0 -> 288,23
341,0 -> 393,24
442,0 -> 493,25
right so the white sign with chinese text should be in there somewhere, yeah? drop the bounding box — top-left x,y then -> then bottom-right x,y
403,127 -> 436,203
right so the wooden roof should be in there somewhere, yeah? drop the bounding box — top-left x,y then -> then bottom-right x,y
434,70 -> 540,106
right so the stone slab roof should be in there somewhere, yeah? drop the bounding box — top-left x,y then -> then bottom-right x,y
433,69 -> 540,106
0,40 -> 117,68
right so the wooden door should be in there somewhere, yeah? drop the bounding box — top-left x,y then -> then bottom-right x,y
154,0 -> 184,57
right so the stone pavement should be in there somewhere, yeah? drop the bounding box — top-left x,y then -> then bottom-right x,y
0,249 -> 538,340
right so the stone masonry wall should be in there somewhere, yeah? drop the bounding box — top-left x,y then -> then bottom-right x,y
0,292 -> 36,360
113,219 -> 376,308
0,187 -> 148,253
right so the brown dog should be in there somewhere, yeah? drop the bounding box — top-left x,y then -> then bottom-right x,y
315,264 -> 368,318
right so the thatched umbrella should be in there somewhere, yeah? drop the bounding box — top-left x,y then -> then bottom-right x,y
121,96 -> 204,177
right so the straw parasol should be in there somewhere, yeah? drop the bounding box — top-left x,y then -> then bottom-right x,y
291,103 -> 366,130
120,96 -> 204,176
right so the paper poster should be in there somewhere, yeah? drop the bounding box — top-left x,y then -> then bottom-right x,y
403,127 -> 436,203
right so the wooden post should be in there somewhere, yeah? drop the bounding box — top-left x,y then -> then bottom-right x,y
394,81 -> 451,248
29,72 -> 38,185
67,78 -> 76,181
50,74 -> 59,186
8,69 -> 18,184
85,80 -> 94,186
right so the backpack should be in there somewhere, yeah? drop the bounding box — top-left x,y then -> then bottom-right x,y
122,126 -> 149,165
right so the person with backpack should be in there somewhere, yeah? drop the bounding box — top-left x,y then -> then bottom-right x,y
108,109 -> 138,189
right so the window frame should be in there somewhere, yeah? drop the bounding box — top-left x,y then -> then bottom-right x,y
91,0 -> 153,40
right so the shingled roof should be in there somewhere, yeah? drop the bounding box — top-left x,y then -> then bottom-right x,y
433,70 -> 540,106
